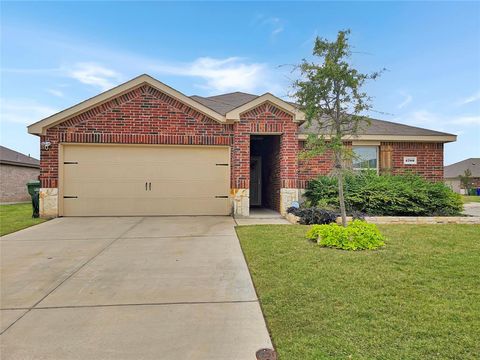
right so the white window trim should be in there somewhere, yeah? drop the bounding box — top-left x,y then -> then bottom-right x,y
352,145 -> 379,174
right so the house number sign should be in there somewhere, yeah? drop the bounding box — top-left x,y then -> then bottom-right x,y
403,156 -> 417,165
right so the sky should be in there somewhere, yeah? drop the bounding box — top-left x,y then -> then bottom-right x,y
1,1 -> 479,165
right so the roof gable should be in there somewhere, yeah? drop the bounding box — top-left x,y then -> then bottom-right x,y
225,93 -> 305,122
53,85 -> 222,131
28,74 -> 228,135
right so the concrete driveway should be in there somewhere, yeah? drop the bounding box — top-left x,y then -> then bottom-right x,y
0,217 -> 272,359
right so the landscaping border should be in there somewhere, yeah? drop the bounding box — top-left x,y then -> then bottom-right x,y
285,213 -> 480,225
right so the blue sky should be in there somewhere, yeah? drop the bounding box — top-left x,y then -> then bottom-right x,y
1,1 -> 479,165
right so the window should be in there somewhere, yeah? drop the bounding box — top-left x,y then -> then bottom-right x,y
352,146 -> 379,172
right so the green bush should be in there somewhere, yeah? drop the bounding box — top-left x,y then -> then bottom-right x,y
305,171 -> 463,216
306,220 -> 386,250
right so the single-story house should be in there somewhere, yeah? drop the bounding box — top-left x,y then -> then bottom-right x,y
444,158 -> 480,194
0,146 -> 40,203
27,74 -> 456,218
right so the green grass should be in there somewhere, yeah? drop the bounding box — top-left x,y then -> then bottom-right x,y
0,203 -> 46,236
237,224 -> 480,360
462,195 -> 480,203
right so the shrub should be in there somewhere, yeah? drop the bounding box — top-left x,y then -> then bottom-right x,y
287,206 -> 338,225
306,220 -> 385,250
305,172 -> 463,216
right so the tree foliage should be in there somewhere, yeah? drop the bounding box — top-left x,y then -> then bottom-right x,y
292,29 -> 383,226
459,169 -> 473,193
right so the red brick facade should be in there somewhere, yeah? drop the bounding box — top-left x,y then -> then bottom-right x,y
296,140 -> 444,188
40,84 -> 445,194
231,104 -> 297,189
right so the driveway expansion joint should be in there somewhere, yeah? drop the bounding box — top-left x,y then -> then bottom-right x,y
1,299 -> 259,312
0,217 -> 146,335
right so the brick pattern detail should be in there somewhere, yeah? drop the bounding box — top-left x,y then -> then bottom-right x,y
298,141 -> 335,188
231,103 -> 298,192
384,142 -> 444,181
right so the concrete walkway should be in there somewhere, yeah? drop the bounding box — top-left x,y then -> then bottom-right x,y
235,208 -> 291,226
0,217 -> 271,359
463,202 -> 480,217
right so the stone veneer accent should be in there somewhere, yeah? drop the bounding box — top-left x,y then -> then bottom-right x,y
39,188 -> 58,218
279,188 -> 299,216
232,189 -> 250,217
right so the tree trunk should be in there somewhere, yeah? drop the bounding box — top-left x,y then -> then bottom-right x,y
337,171 -> 347,227
335,150 -> 347,227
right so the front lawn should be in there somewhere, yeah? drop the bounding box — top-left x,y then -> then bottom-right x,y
462,195 -> 480,203
0,203 -> 46,236
237,224 -> 480,360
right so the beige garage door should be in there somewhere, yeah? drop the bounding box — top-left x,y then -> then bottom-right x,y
61,144 -> 231,216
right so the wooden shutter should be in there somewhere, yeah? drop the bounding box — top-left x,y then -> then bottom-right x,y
379,144 -> 393,174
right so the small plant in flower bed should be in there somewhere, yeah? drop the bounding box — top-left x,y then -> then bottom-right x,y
287,206 -> 339,225
306,220 -> 386,250
287,206 -> 365,225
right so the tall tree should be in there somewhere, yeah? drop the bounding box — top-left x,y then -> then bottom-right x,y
293,30 -> 383,226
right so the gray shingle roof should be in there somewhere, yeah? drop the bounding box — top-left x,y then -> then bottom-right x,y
0,146 -> 39,168
444,158 -> 480,178
191,92 -> 454,138
190,92 -> 258,115
298,116 -> 454,137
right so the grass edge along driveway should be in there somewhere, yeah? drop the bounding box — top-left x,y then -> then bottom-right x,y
236,224 -> 480,360
0,203 -> 46,236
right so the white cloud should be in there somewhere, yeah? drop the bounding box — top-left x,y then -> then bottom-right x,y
458,90 -> 480,105
0,98 -> 59,125
397,92 -> 412,109
66,63 -> 122,91
3,56 -> 280,95
47,89 -> 64,97
451,115 -> 480,125
152,57 -> 271,93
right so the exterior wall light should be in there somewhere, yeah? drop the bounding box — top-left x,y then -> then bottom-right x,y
41,141 -> 51,150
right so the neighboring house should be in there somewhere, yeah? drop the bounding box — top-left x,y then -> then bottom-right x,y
0,146 -> 40,203
27,74 -> 456,218
444,158 -> 480,194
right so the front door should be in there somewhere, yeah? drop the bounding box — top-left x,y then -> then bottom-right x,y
250,156 -> 262,206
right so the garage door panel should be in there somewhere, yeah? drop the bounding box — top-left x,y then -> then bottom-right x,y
62,145 -> 231,216
65,180 -> 228,198
63,197 -> 230,216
